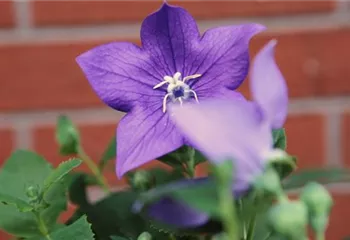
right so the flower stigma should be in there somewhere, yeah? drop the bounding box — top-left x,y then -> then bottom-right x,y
153,72 -> 201,112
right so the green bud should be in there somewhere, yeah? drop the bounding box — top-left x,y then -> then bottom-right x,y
56,115 -> 80,155
132,170 -> 153,190
254,167 -> 285,200
300,182 -> 333,216
300,182 -> 333,236
26,185 -> 40,200
137,232 -> 152,240
267,151 -> 297,179
268,201 -> 308,240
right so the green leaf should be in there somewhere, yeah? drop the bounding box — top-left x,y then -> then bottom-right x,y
43,158 -> 82,195
194,150 -> 207,165
157,146 -> 207,173
48,215 -> 94,240
272,129 -> 286,150
127,168 -> 185,191
172,181 -> 220,217
150,168 -> 185,186
283,168 -> 350,190
136,178 -> 225,236
83,191 -> 146,239
110,236 -> 130,240
99,136 -> 116,170
68,173 -> 90,207
157,148 -> 184,168
56,115 -> 80,155
138,178 -> 220,217
0,193 -> 33,212
0,150 -> 77,238
0,150 -> 52,237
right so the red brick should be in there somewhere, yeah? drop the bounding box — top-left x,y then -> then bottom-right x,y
342,113 -> 350,167
0,40 -> 110,111
0,129 -> 14,167
33,123 -> 167,186
240,28 -> 350,99
0,1 -> 15,28
32,1 -> 335,26
326,193 -> 350,239
33,123 -> 122,185
1,28 -> 350,111
59,201 -> 77,223
285,114 -> 326,169
0,231 -> 11,240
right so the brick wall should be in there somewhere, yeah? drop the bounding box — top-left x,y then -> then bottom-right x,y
0,0 -> 350,239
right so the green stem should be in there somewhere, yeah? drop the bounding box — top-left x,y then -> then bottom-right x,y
246,214 -> 256,240
185,147 -> 196,178
262,232 -> 272,240
238,200 -> 247,239
316,232 -> 325,240
78,147 -> 110,194
218,183 -> 239,240
35,212 -> 53,240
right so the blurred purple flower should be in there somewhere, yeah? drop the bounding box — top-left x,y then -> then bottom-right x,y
76,2 -> 265,177
250,40 -> 288,129
140,40 -> 288,228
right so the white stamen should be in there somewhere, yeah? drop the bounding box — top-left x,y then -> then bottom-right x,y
153,72 -> 202,112
173,72 -> 182,81
163,76 -> 175,83
153,80 -> 168,89
162,93 -> 171,113
183,74 -> 202,83
178,98 -> 183,106
189,90 -> 199,103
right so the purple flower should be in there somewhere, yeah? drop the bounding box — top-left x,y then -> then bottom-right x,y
250,40 -> 288,129
142,178 -> 211,228
76,2 -> 265,177
140,40 -> 288,228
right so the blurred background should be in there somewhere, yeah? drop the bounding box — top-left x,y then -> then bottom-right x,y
0,0 -> 349,239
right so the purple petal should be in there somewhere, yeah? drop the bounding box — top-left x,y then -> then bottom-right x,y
170,99 -> 272,193
116,105 -> 183,177
144,178 -> 210,228
76,42 -> 164,112
141,3 -> 200,76
250,40 -> 288,129
189,24 -> 266,95
199,88 -> 246,102
148,197 -> 209,228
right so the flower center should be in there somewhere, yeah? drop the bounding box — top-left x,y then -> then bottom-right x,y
153,72 -> 201,112
172,86 -> 185,98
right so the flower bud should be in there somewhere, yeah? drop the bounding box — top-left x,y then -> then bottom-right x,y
254,167 -> 284,198
300,182 -> 333,234
266,151 -> 297,179
300,182 -> 333,215
137,232 -> 152,240
268,201 -> 308,240
131,170 -> 153,190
